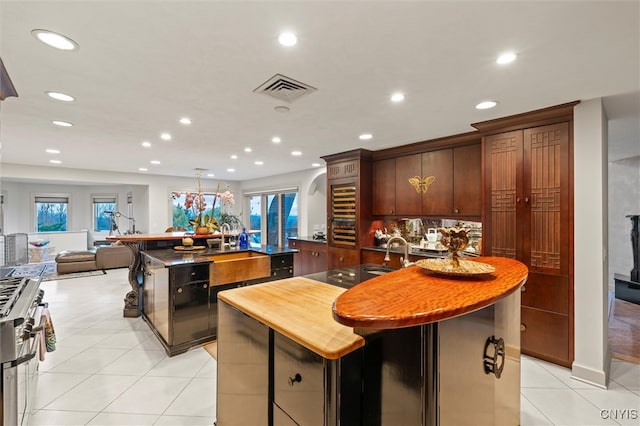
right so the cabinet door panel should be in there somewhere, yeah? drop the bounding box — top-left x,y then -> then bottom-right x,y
453,144 -> 482,216
483,131 -> 523,258
173,281 -> 210,345
521,272 -> 569,314
372,158 -> 396,215
422,149 -> 453,215
521,307 -> 569,366
523,122 -> 570,275
395,154 -> 423,215
328,247 -> 359,269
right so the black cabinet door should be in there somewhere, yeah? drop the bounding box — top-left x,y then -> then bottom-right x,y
209,283 -> 241,339
173,281 -> 210,345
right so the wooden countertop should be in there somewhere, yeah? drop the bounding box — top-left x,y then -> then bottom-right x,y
218,277 -> 365,360
332,256 -> 528,329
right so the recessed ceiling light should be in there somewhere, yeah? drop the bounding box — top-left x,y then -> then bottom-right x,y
207,173 -> 215,177
150,160 -> 161,165
291,151 -> 302,156
160,132 -> 171,141
254,161 -> 264,166
45,149 -> 60,154
359,133 -> 373,140
227,168 -> 235,172
312,163 -> 321,167
179,117 -> 191,125
278,32 -> 297,47
274,105 -> 290,113
31,29 -> 79,51
46,91 -> 75,102
475,101 -> 497,110
52,120 -> 73,127
272,136 -> 281,143
49,159 -> 62,164
391,92 -> 405,102
230,154 -> 238,160
139,167 -> 148,172
244,147 -> 252,153
141,141 -> 151,148
496,52 -> 517,65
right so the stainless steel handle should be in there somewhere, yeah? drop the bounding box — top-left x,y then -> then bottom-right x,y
483,336 -> 505,379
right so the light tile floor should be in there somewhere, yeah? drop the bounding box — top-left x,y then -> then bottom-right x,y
31,268 -> 639,425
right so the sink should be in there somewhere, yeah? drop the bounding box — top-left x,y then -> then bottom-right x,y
362,265 -> 395,276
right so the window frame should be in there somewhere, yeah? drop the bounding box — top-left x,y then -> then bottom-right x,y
91,193 -> 118,232
244,187 -> 298,247
33,193 -> 71,232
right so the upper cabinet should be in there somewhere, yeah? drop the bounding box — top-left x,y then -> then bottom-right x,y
372,143 -> 481,218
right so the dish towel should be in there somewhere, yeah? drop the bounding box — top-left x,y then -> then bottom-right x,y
39,307 -> 56,361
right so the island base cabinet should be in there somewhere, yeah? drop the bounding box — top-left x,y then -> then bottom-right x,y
273,332 -> 363,426
217,301 -> 270,426
438,291 -> 521,426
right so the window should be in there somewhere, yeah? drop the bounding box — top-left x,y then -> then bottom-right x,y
171,191 -> 217,231
245,189 -> 298,247
34,195 -> 69,232
92,195 -> 117,232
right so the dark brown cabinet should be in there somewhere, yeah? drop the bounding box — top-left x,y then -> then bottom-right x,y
452,144 -> 482,217
288,239 -> 327,276
372,144 -> 481,218
483,121 -> 573,367
323,149 -> 372,269
372,158 -> 396,215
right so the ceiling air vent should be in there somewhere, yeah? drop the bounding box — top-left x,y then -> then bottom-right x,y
253,74 -> 317,103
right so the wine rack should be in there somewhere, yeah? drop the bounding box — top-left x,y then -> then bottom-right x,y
330,184 -> 357,246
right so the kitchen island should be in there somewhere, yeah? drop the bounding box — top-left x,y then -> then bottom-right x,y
140,244 -> 295,356
106,231 -> 264,317
217,257 -> 528,425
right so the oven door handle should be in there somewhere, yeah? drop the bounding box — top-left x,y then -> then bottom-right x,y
9,351 -> 36,367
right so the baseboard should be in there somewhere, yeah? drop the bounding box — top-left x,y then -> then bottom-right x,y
571,361 -> 608,389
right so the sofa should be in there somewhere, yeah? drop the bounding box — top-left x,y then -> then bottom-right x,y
55,244 -> 133,274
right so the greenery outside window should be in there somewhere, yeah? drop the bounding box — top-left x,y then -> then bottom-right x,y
246,189 -> 298,246
34,194 -> 69,232
92,195 -> 117,232
171,191 -> 217,231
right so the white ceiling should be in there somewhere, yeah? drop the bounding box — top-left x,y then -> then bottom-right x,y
1,1 -> 638,182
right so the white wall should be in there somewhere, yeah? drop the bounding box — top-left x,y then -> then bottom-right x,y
0,164 -> 242,239
608,156 -> 640,287
572,98 -> 609,387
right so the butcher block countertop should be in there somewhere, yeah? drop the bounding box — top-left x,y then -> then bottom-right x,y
218,277 -> 365,360
333,256 -> 528,329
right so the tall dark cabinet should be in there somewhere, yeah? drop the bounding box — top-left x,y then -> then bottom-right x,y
322,149 -> 372,269
475,102 -> 576,367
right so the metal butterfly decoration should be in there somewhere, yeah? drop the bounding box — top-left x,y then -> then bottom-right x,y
408,175 -> 436,193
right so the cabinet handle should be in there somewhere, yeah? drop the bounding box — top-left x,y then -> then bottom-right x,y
454,208 -> 460,214
525,197 -> 529,203
203,284 -> 208,289
521,285 -> 526,292
390,210 -> 394,214
483,336 -> 506,379
144,271 -> 152,277
177,288 -> 183,294
288,373 -> 302,386
520,323 -> 526,332
517,197 -> 521,203
339,256 -> 344,262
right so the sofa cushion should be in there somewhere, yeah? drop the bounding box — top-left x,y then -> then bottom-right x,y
55,249 -> 97,263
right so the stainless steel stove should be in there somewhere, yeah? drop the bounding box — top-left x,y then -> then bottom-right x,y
0,274 -> 46,426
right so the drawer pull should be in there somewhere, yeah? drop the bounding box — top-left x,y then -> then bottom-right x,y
521,285 -> 526,292
520,323 -> 526,332
177,288 -> 183,294
483,335 -> 505,379
288,373 -> 302,386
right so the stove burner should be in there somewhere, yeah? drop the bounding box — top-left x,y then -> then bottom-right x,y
0,277 -> 27,318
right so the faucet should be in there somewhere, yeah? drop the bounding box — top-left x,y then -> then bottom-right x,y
219,223 -> 231,251
384,236 -> 414,268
